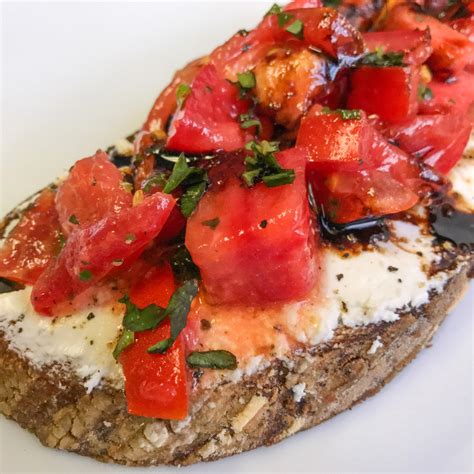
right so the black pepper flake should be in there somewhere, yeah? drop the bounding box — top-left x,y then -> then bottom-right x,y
90,340 -> 94,345
398,278 -> 403,283
18,327 -> 23,333
200,319 -> 211,331
342,252 -> 350,259
416,251 -> 423,257
87,312 -> 95,321
336,273 -> 344,281
260,219 -> 268,229
341,301 -> 348,313
387,266 -> 398,272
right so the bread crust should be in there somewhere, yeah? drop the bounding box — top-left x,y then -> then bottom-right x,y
0,263 -> 471,466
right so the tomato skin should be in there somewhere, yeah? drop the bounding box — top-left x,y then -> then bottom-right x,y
348,65 -> 419,123
383,113 -> 472,174
419,71 -> 474,122
363,29 -> 433,65
166,65 -> 251,153
383,4 -> 474,72
185,148 -> 316,305
0,189 -> 62,285
285,0 -> 322,9
298,108 -> 421,223
55,150 -> 132,236
120,263 -> 189,420
31,192 -> 175,316
449,17 -> 474,43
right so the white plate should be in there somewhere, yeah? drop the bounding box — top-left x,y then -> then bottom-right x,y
1,2 -> 473,473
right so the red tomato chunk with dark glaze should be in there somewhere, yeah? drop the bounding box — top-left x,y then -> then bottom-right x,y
348,65 -> 420,124
185,148 -> 316,305
0,189 -> 63,285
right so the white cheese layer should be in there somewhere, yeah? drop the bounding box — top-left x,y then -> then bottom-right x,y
0,289 -> 122,392
0,153 -> 472,389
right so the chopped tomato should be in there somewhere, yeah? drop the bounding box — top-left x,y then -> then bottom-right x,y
31,192 -> 175,316
382,113 -> 472,173
419,71 -> 474,121
186,148 -> 316,305
55,150 -> 132,236
285,0 -> 322,9
210,7 -> 364,80
363,29 -> 433,65
0,189 -> 62,285
166,64 -> 251,153
383,4 -> 474,72
298,108 -> 421,223
254,45 -> 328,128
449,17 -> 474,43
347,65 -> 419,123
137,57 -> 207,152
120,263 -> 189,420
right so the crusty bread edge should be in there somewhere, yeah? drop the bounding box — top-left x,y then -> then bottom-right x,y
0,262 -> 471,467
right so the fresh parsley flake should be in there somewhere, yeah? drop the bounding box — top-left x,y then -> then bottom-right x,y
323,0 -> 342,7
187,350 -> 237,370
239,113 -> 262,134
286,19 -> 304,39
125,233 -> 136,244
170,245 -> 201,282
113,329 -> 134,359
142,173 -> 167,192
202,217 -> 220,229
180,181 -> 207,217
361,50 -> 405,67
120,295 -> 167,332
79,269 -> 93,281
322,107 -> 362,120
69,214 -> 79,225
176,83 -> 192,109
237,71 -> 256,90
418,84 -> 434,101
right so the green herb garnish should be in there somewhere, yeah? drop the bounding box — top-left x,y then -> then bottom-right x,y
242,140 -> 295,188
187,350 -> 238,369
286,19 -> 304,39
180,181 -> 207,217
142,173 -> 167,192
163,154 -> 193,193
79,269 -> 93,281
322,107 -> 362,120
113,329 -> 134,359
120,295 -> 167,332
176,83 -> 192,109
69,214 -> 79,225
239,113 -> 262,134
418,84 -> 434,101
361,50 -> 405,67
125,233 -> 136,244
170,245 -> 201,282
148,279 -> 199,354
237,71 -> 256,90
323,0 -> 342,8
202,217 -> 220,229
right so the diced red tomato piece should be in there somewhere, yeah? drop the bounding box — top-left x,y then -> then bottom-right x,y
55,150 -> 132,236
419,71 -> 474,122
0,189 -> 63,285
120,263 -> 189,420
383,4 -> 474,72
298,108 -> 421,223
166,65 -> 251,153
347,65 -> 419,123
137,57 -> 207,152
186,148 -> 316,305
31,192 -> 175,316
382,113 -> 472,173
449,17 -> 474,43
285,0 -> 322,10
363,29 -> 433,65
297,107 -> 377,172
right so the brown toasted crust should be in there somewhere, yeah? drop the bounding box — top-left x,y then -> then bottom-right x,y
0,264 -> 471,466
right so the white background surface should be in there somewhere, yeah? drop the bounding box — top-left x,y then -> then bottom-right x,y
1,1 -> 473,473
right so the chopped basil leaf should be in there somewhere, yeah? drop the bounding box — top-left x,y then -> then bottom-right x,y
277,11 -> 293,27
286,19 -> 304,39
148,279 -> 199,354
69,214 -> 79,225
142,173 -> 167,192
120,295 -> 167,332
179,180 -> 207,217
323,0 -> 341,7
262,170 -> 295,187
202,217 -> 220,229
170,245 -> 201,282
237,71 -> 256,90
163,153 -> 192,193
361,50 -> 405,67
322,107 -> 362,120
187,350 -> 238,370
79,269 -> 93,281
176,83 -> 192,109
125,233 -> 136,244
57,233 -> 67,251
239,114 -> 262,134
418,84 -> 434,101
265,3 -> 282,16
113,329 -> 134,359
242,140 -> 295,188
